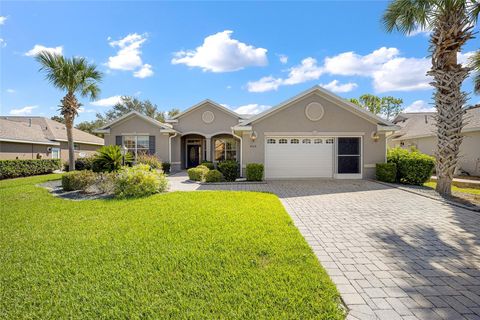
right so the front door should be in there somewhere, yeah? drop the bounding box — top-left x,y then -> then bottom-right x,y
187,145 -> 200,168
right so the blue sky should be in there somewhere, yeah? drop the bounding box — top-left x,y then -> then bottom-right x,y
1,1 -> 478,122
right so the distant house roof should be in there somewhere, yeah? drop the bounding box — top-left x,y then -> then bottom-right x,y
0,118 -> 59,145
95,111 -> 177,133
0,116 -> 104,145
391,105 -> 480,141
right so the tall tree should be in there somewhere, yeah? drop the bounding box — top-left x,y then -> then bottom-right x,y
471,50 -> 480,94
359,94 -> 382,114
37,52 -> 102,171
167,108 -> 181,119
381,96 -> 404,121
383,0 -> 478,196
51,115 -> 65,124
76,119 -> 106,137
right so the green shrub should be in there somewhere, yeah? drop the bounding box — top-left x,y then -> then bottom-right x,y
200,161 -> 215,170
136,154 -> 162,170
94,145 -> 133,172
217,160 -> 239,182
387,147 -> 435,185
162,162 -> 171,173
205,169 -> 224,183
187,167 -> 209,181
114,164 -> 168,198
96,172 -> 117,194
246,163 -> 264,181
63,156 -> 97,172
376,163 -> 397,183
62,170 -> 97,191
0,159 -> 61,179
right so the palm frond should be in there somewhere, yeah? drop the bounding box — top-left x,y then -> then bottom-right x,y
382,0 -> 434,34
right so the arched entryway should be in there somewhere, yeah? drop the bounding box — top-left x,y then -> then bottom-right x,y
181,134 -> 206,169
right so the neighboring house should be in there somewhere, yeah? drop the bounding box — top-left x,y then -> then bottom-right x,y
96,86 -> 398,179
0,116 -> 104,161
389,105 -> 480,176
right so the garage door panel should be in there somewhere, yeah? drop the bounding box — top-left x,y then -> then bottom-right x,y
265,137 -> 333,179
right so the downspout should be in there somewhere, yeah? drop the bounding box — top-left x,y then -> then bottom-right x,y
231,128 -> 243,177
168,132 -> 178,164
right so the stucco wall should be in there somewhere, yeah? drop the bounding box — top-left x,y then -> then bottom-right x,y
59,142 -> 99,162
0,142 -> 51,160
241,92 -> 386,179
390,131 -> 480,176
104,116 -> 170,162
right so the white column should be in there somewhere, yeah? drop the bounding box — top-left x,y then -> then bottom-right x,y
205,138 -> 211,161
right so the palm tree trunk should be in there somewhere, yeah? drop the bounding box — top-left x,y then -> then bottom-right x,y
427,11 -> 472,197
61,92 -> 79,171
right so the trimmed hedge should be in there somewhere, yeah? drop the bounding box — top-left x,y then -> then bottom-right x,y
62,170 -> 97,191
63,157 -> 97,172
114,164 -> 168,198
187,167 -> 209,181
200,161 -> 215,170
217,160 -> 239,182
376,163 -> 396,183
162,162 -> 171,174
205,170 -> 224,183
0,159 -> 61,179
387,147 -> 435,185
246,163 -> 264,181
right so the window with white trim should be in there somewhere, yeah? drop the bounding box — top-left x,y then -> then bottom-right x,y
214,138 -> 237,161
302,138 -> 311,144
279,138 -> 288,144
51,147 -> 60,159
123,135 -> 149,158
291,138 -> 299,144
267,138 -> 276,144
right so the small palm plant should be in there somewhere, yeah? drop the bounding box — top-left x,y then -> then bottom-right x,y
471,50 -> 480,94
94,145 -> 133,172
36,52 -> 103,171
383,0 -> 479,196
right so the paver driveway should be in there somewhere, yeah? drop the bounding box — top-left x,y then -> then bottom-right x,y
169,173 -> 480,320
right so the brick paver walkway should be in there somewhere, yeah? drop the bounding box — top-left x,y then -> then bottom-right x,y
168,172 -> 480,320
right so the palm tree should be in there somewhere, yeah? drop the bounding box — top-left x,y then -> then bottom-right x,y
471,50 -> 480,94
36,52 -> 102,171
383,0 -> 479,196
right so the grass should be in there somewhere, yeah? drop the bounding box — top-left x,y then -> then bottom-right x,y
0,174 -> 344,319
424,181 -> 480,195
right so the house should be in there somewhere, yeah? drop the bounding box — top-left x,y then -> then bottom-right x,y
0,116 -> 104,161
389,105 -> 480,176
96,86 -> 398,179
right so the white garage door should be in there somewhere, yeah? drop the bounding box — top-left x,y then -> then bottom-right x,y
265,137 -> 334,179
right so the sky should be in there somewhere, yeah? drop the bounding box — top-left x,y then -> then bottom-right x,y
0,1 -> 478,123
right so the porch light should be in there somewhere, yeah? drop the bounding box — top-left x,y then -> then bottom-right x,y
371,131 -> 380,142
250,131 -> 257,141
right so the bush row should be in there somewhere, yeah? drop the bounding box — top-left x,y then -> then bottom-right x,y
187,161 -> 264,183
0,159 -> 61,180
376,148 -> 435,185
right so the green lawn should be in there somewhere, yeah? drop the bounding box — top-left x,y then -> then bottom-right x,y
0,174 -> 344,319
424,181 -> 480,195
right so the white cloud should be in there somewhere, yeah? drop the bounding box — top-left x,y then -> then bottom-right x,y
172,30 -> 268,72
404,100 -> 435,113
106,33 -> 153,78
0,16 -> 7,25
133,63 -> 153,78
407,26 -> 431,37
458,51 -> 475,65
233,104 -> 271,115
247,57 -> 323,92
278,54 -> 288,64
25,44 -> 63,57
0,39 -> 6,48
320,80 -> 358,93
78,107 -> 95,113
90,95 -> 122,107
6,89 -> 15,93
9,105 -> 38,115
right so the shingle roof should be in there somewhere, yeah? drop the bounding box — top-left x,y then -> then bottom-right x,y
0,116 -> 104,145
0,118 -> 57,144
392,106 -> 480,140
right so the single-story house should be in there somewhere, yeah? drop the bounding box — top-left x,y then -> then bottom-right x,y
96,86 -> 398,179
0,116 -> 104,161
388,105 -> 480,176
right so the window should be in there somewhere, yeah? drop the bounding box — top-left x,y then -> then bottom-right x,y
267,138 -> 276,144
314,138 -> 323,144
279,138 -> 288,144
51,147 -> 60,159
214,138 -> 237,161
123,135 -> 149,158
74,143 -> 79,151
291,138 -> 299,144
337,137 -> 361,174
326,138 -> 334,144
302,139 -> 311,144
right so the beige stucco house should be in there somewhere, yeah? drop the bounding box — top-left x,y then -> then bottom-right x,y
0,116 -> 104,161
97,86 -> 398,179
388,105 -> 480,176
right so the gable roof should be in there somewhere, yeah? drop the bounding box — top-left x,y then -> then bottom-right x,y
0,118 -> 59,145
239,85 -> 397,128
0,116 -> 104,145
96,111 -> 177,133
170,99 -> 241,120
392,106 -> 480,140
